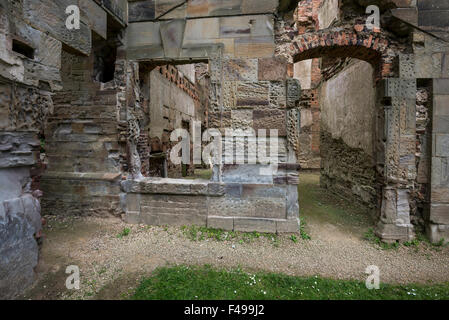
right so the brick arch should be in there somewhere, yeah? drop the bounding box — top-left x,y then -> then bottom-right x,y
288,28 -> 395,79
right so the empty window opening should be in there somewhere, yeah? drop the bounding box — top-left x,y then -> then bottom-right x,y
92,34 -> 118,83
12,39 -> 34,59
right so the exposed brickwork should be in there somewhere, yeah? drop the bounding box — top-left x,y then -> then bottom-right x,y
294,0 -> 321,34
281,27 -> 396,80
155,65 -> 200,102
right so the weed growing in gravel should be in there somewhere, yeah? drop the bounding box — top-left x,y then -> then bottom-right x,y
181,225 -> 281,246
300,219 -> 311,240
364,228 -> 399,250
290,235 -> 298,243
365,228 -> 448,251
117,227 -> 131,239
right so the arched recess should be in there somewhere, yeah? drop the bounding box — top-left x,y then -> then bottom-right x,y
284,26 -> 417,242
287,27 -> 396,81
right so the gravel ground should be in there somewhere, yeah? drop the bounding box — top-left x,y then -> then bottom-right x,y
22,214 -> 449,300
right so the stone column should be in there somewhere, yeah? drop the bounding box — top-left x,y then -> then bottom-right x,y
428,79 -> 449,243
375,75 -> 416,242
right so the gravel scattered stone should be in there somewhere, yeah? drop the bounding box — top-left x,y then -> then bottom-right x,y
22,215 -> 449,300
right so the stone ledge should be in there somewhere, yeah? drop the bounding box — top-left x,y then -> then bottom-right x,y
42,171 -> 122,182
121,178 -> 225,196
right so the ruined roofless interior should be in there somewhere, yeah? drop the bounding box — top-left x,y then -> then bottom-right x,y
0,0 -> 449,300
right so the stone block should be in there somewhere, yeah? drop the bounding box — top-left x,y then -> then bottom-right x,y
184,18 -> 220,40
241,0 -> 277,14
3,197 -> 25,216
234,37 -> 275,58
430,204 -> 449,224
208,197 -> 255,217
286,78 -> 301,108
433,116 -> 449,133
442,54 -> 449,78
384,78 -> 400,97
125,211 -> 141,224
225,183 -> 242,198
286,184 -> 299,219
127,21 -> 162,48
0,194 -> 39,299
187,0 -> 210,17
79,0 -> 107,39
222,164 -> 273,184
140,212 -> 207,226
418,0 -> 449,10
231,109 -> 253,129
400,79 -> 416,99
431,187 -> 449,203
258,57 -> 287,81
254,199 -> 286,219
253,109 -> 287,136
155,0 -> 186,17
241,184 -> 286,198
128,0 -> 156,22
207,216 -> 234,230
209,111 -> 232,128
276,218 -> 300,233
222,59 -> 258,81
269,81 -> 286,109
397,189 -> 411,225
235,81 -> 270,107
23,0 -> 91,55
160,19 -> 186,58
415,52 -> 442,78
375,221 -> 414,242
399,54 -> 415,79
234,217 -> 276,233
433,79 -> 449,95
126,193 -> 141,212
208,182 -> 226,196
426,223 -> 449,244
434,95 -> 449,116
21,194 -> 42,233
391,8 -> 418,25
435,134 -> 449,156
190,182 -> 209,194
419,10 -> 449,27
209,0 -> 242,16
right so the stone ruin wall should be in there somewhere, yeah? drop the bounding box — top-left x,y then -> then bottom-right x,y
319,59 -> 378,211
122,0 -> 303,234
1,0 -> 449,300
144,63 -> 202,178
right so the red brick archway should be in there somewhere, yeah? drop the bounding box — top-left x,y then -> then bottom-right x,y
286,27 -> 395,80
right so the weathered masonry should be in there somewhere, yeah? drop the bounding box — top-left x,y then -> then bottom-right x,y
1,0 -> 449,299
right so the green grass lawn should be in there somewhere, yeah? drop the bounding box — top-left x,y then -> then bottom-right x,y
132,265 -> 449,300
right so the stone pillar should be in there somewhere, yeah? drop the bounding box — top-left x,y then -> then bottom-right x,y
0,131 -> 42,299
428,79 -> 449,243
375,75 -> 416,242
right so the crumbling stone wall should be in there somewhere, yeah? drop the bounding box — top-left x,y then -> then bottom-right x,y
0,0 -> 56,299
122,0 -> 302,232
319,59 -> 378,209
410,83 -> 432,230
278,0 -> 449,243
145,64 -> 201,178
40,46 -> 124,217
292,0 -> 324,170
